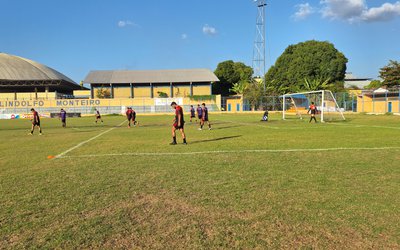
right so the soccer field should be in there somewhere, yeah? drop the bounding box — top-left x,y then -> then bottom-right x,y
1,113 -> 399,248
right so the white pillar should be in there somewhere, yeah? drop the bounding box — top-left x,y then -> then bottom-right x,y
282,94 -> 286,120
321,91 -> 325,122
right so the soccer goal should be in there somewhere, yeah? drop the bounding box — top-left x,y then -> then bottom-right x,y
282,90 -> 345,122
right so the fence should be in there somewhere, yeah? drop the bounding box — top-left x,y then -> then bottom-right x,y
3,91 -> 399,116
0,97 -> 221,116
221,92 -> 358,112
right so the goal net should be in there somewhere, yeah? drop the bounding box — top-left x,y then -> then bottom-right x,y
282,90 -> 345,122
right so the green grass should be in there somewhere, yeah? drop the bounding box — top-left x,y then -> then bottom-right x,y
0,113 -> 399,249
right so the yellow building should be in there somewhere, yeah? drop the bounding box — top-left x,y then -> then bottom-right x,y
225,96 -> 244,112
357,89 -> 400,113
83,69 -> 219,99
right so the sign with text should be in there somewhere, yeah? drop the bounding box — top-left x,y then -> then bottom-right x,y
154,98 -> 183,106
0,99 -> 103,108
0,114 -> 20,119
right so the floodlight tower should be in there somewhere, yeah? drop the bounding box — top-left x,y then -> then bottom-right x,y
252,0 -> 267,82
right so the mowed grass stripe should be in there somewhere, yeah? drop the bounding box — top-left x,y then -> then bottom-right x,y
57,146 -> 400,158
55,120 -> 127,159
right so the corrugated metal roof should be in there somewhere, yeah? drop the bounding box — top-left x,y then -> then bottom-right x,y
84,69 -> 219,84
0,53 -> 77,84
345,73 -> 372,81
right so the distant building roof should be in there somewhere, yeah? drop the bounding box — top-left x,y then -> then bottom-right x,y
0,53 -> 82,92
0,53 -> 76,83
344,73 -> 372,89
83,69 -> 219,84
345,73 -> 372,81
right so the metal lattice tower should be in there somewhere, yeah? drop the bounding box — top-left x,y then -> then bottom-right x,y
252,0 -> 267,79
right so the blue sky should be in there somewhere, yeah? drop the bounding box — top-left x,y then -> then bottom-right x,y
1,0 -> 399,82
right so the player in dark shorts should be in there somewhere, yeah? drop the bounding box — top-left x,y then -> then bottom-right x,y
189,105 -> 196,122
131,108 -> 138,126
170,102 -> 187,145
29,108 -> 42,135
196,104 -> 202,126
95,109 -> 103,124
126,107 -> 133,128
199,103 -> 212,130
60,108 -> 67,128
308,102 -> 318,123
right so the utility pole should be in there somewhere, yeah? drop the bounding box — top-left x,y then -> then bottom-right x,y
252,0 -> 267,90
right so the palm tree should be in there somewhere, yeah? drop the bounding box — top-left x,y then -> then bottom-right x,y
230,80 -> 249,95
302,77 -> 332,91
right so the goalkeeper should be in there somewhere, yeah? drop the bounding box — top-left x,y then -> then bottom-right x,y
260,110 -> 268,122
308,102 -> 318,123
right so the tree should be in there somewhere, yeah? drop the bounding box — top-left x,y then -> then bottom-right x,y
243,79 -> 265,110
365,80 -> 383,90
230,80 -> 249,95
302,77 -> 333,91
157,91 -> 168,98
347,84 -> 360,90
95,87 -> 111,98
265,40 -> 348,94
379,60 -> 400,87
213,60 -> 253,96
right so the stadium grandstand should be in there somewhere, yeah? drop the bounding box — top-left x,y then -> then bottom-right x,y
83,69 -> 219,99
0,52 -> 83,100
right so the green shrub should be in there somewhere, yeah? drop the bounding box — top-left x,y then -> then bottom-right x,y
157,91 -> 168,98
189,95 -> 216,101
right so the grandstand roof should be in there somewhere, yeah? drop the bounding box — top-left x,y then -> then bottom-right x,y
83,69 -> 219,84
0,53 -> 81,92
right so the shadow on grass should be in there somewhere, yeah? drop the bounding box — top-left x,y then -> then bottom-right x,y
138,123 -> 172,128
189,135 -> 242,144
212,125 -> 243,130
324,118 -> 353,124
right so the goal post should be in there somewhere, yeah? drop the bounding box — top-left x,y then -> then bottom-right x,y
282,90 -> 345,122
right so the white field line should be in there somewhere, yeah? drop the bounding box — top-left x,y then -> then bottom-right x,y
57,146 -> 400,159
71,128 -> 84,131
326,123 -> 400,130
218,119 -> 325,130
217,120 -> 280,129
222,119 -> 400,131
55,120 -> 127,159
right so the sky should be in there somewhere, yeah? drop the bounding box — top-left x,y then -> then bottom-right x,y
1,0 -> 400,83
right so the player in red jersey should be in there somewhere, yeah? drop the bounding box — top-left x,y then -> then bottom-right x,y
308,102 -> 318,123
170,102 -> 187,145
29,108 -> 42,135
126,107 -> 133,128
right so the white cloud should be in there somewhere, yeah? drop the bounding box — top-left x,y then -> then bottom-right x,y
320,0 -> 400,22
181,33 -> 188,40
118,20 -> 139,28
293,3 -> 315,20
202,24 -> 217,36
321,0 -> 365,21
361,2 -> 400,22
